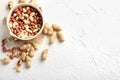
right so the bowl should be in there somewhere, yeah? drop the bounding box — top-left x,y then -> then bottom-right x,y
7,3 -> 44,40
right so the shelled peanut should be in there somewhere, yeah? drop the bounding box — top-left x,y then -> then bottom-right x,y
9,6 -> 43,39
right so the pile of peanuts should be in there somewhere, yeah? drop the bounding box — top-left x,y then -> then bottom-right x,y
1,0 -> 65,73
1,34 -> 45,72
43,23 -> 64,44
9,6 -> 43,39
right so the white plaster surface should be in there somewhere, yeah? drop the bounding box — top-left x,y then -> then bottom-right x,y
0,0 -> 120,80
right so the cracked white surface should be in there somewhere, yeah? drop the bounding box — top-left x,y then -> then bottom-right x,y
0,0 -> 120,80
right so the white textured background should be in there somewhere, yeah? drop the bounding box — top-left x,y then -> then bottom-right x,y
0,0 -> 120,80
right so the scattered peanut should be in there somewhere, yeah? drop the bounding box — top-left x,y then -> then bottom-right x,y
17,59 -> 22,66
19,43 -> 31,50
57,31 -> 65,42
43,23 -> 54,36
21,52 -> 26,61
52,24 -> 62,31
18,0 -> 26,3
43,23 -> 49,34
41,49 -> 48,60
29,47 -> 35,57
43,28 -> 48,34
26,56 -> 31,62
47,27 -> 53,36
8,1 -> 13,9
16,66 -> 22,72
44,23 -> 50,29
26,61 -> 31,68
9,54 -> 14,59
2,58 -> 10,64
49,32 -> 56,44
32,42 -> 39,50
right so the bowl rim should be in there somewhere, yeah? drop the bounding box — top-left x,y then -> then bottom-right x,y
7,3 -> 44,40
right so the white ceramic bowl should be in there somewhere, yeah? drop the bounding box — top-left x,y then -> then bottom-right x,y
7,3 -> 44,40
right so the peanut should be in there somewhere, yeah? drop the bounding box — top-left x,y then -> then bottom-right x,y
26,7 -> 30,10
52,24 -> 62,31
30,12 -> 35,16
19,43 -> 31,50
43,23 -> 49,34
9,55 -> 14,59
43,28 -> 48,34
29,16 -> 34,22
2,58 -> 10,64
43,23 -> 53,35
23,19 -> 30,25
23,8 -> 27,12
26,61 -> 31,68
57,31 -> 65,42
18,0 -> 26,3
16,66 -> 22,72
8,1 -> 13,9
44,23 -> 49,28
41,49 -> 48,60
29,47 -> 34,58
17,59 -> 22,66
14,53 -> 19,58
21,52 -> 26,61
13,13 -> 17,17
47,27 -> 53,36
23,14 -> 29,18
49,32 -> 56,44
32,42 -> 39,50
33,28 -> 39,32
25,25 -> 32,33
26,56 -> 31,62
16,17 -> 19,20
